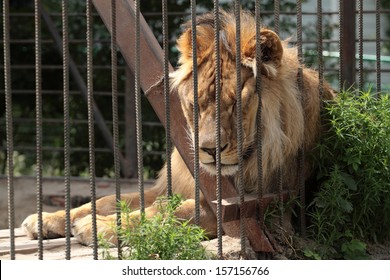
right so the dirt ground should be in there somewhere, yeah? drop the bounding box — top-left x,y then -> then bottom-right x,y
268,227 -> 390,260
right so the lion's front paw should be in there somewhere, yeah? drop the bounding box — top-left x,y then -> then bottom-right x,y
22,212 -> 65,239
71,215 -> 117,246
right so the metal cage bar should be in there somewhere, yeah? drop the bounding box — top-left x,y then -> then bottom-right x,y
134,0 -> 145,213
162,0 -> 173,197
255,0 -> 264,232
296,0 -> 306,237
34,0 -> 44,260
3,0 -> 15,261
61,0 -> 72,260
233,1 -> 246,256
358,0 -> 364,91
317,0 -> 324,99
190,0 -> 201,225
273,0 -> 284,229
340,0 -> 356,90
274,0 -> 280,34
376,0 -> 381,93
110,0 -> 122,259
338,0 -> 344,91
86,0 -> 98,259
213,0 -> 223,260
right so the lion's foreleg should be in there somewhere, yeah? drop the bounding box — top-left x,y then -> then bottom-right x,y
22,187 -> 161,240
22,204 -> 92,240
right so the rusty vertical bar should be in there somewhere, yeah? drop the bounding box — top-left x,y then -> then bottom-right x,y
317,0 -> 324,99
213,0 -> 223,259
86,0 -> 98,259
296,0 -> 306,237
274,0 -> 280,34
34,0 -> 44,260
110,0 -> 122,259
234,1 -> 246,257
255,0 -> 264,231
338,0 -> 344,91
3,0 -> 15,260
61,0 -> 71,260
339,0 -> 356,90
124,67 -> 137,178
162,0 -> 172,197
190,0 -> 201,225
358,0 -> 364,91
376,0 -> 381,93
134,0 -> 145,212
273,0 -> 284,229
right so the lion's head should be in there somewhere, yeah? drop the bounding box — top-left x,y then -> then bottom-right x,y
171,11 -> 333,191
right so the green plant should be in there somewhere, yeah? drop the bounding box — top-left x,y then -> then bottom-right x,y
99,194 -> 211,260
303,249 -> 322,260
340,234 -> 369,260
308,89 -> 390,259
263,196 -> 299,229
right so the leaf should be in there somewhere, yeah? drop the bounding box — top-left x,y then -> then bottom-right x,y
339,198 -> 353,213
340,172 -> 357,191
313,197 -> 326,208
341,239 -> 369,260
303,249 -> 322,260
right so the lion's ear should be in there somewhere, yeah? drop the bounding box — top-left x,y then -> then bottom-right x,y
176,26 -> 214,66
241,29 -> 283,78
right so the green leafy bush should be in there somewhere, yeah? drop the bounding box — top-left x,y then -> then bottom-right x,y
99,195 -> 211,260
308,89 -> 390,259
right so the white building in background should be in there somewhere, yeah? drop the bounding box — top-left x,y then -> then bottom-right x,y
302,0 -> 389,89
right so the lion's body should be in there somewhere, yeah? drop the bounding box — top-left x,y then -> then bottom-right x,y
22,10 -> 334,245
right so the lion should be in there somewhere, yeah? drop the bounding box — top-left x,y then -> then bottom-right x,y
22,10 -> 334,246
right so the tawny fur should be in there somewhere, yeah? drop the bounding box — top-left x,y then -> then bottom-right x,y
22,10 -> 334,245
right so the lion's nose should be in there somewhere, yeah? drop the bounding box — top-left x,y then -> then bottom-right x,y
201,147 -> 216,157
201,144 -> 228,158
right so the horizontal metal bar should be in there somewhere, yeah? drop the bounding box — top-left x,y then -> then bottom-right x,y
0,118 -> 163,128
0,117 -> 123,125
3,38 -> 390,46
0,89 -> 126,96
0,146 -> 112,153
0,65 -> 127,70
5,9 -> 390,17
144,9 -> 390,16
296,39 -> 390,44
0,39 -> 112,44
0,146 -> 165,156
305,50 -> 390,63
324,69 -> 390,73
4,12 -> 102,17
